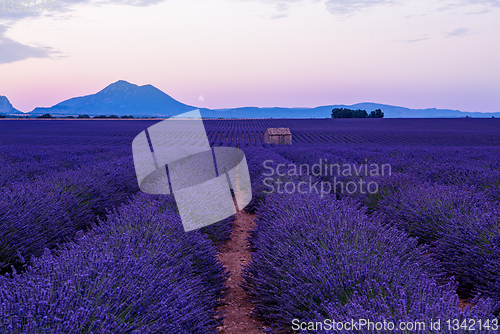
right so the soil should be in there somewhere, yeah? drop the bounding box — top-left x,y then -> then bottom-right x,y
215,210 -> 474,333
217,209 -> 268,333
458,299 -> 473,310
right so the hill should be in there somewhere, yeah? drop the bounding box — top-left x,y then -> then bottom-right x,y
206,103 -> 500,118
31,80 -> 196,117
20,81 -> 500,118
0,96 -> 22,115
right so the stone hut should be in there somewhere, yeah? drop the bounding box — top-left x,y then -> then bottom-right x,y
264,128 -> 292,145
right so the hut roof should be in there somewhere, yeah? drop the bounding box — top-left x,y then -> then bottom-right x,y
265,128 -> 291,135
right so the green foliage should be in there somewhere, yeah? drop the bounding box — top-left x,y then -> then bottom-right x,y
92,114 -> 132,119
331,108 -> 384,118
368,109 -> 384,118
331,108 -> 367,118
37,113 -> 54,119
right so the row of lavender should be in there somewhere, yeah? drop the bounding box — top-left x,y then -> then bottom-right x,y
1,119 -> 500,332
2,119 -> 500,147
242,146 -> 500,332
0,145 -> 133,188
204,118 -> 500,147
0,131 -> 236,275
0,153 -> 139,274
0,128 -> 233,332
275,145 -> 500,297
0,193 -> 230,333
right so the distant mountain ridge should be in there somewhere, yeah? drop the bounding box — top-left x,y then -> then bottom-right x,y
31,80 -> 196,117
4,80 -> 499,118
205,103 -> 500,118
0,96 -> 21,115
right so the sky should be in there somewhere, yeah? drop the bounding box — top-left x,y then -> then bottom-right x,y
0,0 -> 499,113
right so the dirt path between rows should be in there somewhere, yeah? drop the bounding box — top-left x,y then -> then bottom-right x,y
215,210 -> 472,333
217,210 -> 267,334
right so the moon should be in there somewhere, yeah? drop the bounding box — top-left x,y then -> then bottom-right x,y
199,95 -> 205,102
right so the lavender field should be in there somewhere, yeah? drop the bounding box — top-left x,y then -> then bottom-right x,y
1,119 -> 500,333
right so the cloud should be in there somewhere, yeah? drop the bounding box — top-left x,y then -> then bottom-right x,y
460,0 -> 500,7
438,0 -> 500,14
0,0 -> 163,24
240,0 -> 499,17
238,0 -> 396,17
271,13 -> 289,19
446,27 -> 470,37
0,0 -> 93,22
95,0 -> 165,6
246,0 -> 397,16
237,0 -> 316,18
248,0 -> 306,7
324,0 -> 396,16
0,25 -> 60,64
406,37 -> 430,43
466,8 -> 493,13
0,8 -> 42,22
0,0 -> 164,65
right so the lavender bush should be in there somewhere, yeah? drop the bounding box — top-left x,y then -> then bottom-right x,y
0,145 -> 131,188
434,207 -> 500,300
0,156 -> 139,273
366,176 -> 500,301
241,147 -> 293,213
242,191 -> 497,332
377,183 -> 494,244
0,193 -> 228,333
0,181 -> 80,273
2,119 -> 500,333
199,216 -> 234,245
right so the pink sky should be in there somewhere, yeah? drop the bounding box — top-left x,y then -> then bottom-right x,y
1,0 -> 499,113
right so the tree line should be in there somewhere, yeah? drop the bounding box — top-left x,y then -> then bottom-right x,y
331,108 -> 384,118
36,114 -> 136,119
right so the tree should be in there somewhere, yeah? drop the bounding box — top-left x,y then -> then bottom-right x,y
332,108 -> 368,118
93,115 -> 108,119
37,113 -> 54,119
332,108 -> 352,118
77,114 -> 90,118
120,115 -> 134,119
354,109 -> 368,118
368,109 -> 384,118
0,114 -> 6,119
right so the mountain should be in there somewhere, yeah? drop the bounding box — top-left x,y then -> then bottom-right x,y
31,80 -> 196,117
324,103 -> 500,118
27,80 -> 499,118
0,96 -> 22,115
205,103 -> 500,118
